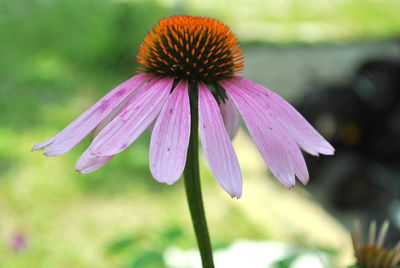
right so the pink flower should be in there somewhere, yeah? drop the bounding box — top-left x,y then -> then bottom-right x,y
33,16 -> 334,198
10,233 -> 28,252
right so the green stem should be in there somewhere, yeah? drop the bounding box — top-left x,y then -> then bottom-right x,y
183,82 -> 215,268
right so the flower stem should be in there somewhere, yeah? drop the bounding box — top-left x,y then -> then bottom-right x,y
183,82 -> 215,268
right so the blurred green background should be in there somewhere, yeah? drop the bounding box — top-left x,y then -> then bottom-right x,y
1,0 -> 399,267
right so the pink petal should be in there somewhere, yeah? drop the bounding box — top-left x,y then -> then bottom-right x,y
32,136 -> 57,151
149,80 -> 190,185
81,77 -> 174,158
198,83 -> 242,198
220,97 -> 240,140
32,73 -> 151,156
75,154 -> 114,174
222,80 -> 309,187
92,87 -> 139,138
146,119 -> 156,134
237,78 -> 334,156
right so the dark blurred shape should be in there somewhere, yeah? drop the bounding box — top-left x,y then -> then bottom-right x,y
296,57 -> 400,242
299,58 -> 400,162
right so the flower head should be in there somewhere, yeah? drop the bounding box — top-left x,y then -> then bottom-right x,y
33,16 -> 334,198
137,16 -> 244,83
351,220 -> 400,268
10,232 -> 28,252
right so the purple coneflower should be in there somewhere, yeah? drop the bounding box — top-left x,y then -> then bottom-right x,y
33,16 -> 333,198
33,15 -> 335,267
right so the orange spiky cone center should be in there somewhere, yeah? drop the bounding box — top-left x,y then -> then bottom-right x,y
137,16 -> 244,83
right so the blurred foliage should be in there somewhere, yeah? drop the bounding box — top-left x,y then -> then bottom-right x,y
274,255 -> 298,268
106,226 -> 185,267
1,0 -> 166,129
1,0 -> 163,70
187,0 -> 400,42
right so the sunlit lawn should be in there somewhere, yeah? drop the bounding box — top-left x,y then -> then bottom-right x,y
188,0 -> 400,42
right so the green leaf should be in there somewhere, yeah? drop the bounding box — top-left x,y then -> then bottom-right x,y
125,251 -> 165,268
107,236 -> 140,254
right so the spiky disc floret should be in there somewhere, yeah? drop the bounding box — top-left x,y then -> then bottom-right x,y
137,16 -> 244,83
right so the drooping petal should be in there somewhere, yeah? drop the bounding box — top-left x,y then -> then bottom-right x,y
222,79 -> 309,187
219,97 -> 240,140
237,77 -> 334,156
92,87 -> 140,138
198,83 -> 242,197
32,136 -> 57,151
32,73 -> 151,156
149,80 -> 190,185
75,154 -> 114,174
81,77 -> 174,158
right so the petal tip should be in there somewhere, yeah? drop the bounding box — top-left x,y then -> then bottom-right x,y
151,172 -> 180,186
326,147 -> 335,155
43,150 -> 58,157
224,185 -> 242,199
158,180 -> 178,186
74,151 -> 113,174
299,178 -> 309,186
76,168 -> 89,174
318,141 -> 335,155
31,137 -> 56,152
230,192 -> 242,199
75,162 -> 91,174
281,180 -> 296,189
283,182 -> 296,189
75,164 -> 97,174
32,143 -> 48,152
218,180 -> 243,200
164,180 -> 177,186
